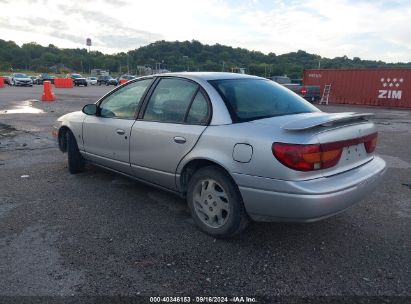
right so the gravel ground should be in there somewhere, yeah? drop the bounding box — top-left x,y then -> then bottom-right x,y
0,85 -> 410,302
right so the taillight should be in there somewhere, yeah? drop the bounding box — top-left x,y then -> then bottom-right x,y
364,132 -> 378,153
272,132 -> 378,171
272,143 -> 342,171
301,87 -> 307,96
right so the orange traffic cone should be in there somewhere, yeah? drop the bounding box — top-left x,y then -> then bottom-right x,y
42,81 -> 55,102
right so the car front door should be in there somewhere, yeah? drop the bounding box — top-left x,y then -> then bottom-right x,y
82,79 -> 153,173
130,77 -> 211,190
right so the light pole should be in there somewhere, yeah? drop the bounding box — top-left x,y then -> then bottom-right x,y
183,56 -> 189,71
127,53 -> 130,74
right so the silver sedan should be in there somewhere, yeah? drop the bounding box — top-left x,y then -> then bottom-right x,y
53,72 -> 386,237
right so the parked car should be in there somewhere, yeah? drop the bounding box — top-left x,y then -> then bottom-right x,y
271,75 -> 320,102
86,77 -> 98,85
67,73 -> 88,86
97,75 -> 118,86
36,73 -> 55,84
30,76 -> 38,84
291,78 -> 303,85
53,72 -> 386,238
11,73 -> 33,86
118,74 -> 136,82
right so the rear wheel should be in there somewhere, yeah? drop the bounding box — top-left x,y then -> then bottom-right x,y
187,166 -> 249,238
66,130 -> 84,174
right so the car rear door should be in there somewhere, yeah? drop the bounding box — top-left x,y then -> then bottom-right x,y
130,77 -> 211,190
82,79 -> 153,173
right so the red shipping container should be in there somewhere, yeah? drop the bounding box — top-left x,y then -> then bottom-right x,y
303,69 -> 411,108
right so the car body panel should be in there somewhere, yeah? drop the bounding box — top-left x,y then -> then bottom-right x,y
130,121 -> 206,190
82,116 -> 135,174
56,111 -> 86,150
235,156 -> 386,221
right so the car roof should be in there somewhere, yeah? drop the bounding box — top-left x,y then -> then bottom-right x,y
152,72 -> 261,81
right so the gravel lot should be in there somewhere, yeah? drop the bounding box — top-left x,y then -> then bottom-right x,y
0,85 -> 410,301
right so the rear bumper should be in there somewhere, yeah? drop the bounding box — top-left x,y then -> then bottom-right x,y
233,156 -> 386,222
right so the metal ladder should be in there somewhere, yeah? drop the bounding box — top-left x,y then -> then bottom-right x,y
319,84 -> 332,105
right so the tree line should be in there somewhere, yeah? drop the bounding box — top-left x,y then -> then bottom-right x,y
1,39 -> 410,79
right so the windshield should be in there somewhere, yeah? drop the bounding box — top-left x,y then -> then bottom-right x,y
72,74 -> 82,78
14,73 -> 28,78
209,78 -> 319,122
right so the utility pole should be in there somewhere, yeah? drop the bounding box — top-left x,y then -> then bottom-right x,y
183,56 -> 189,71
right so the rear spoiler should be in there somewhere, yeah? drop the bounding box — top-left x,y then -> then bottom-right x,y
282,112 -> 374,131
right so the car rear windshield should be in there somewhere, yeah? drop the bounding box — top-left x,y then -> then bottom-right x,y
209,78 -> 319,122
72,74 -> 82,78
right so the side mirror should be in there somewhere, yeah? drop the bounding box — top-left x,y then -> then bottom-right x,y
82,104 -> 98,115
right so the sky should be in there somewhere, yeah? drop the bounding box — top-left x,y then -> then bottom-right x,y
1,0 -> 411,63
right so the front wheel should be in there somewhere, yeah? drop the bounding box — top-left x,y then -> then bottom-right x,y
187,166 -> 249,238
66,130 -> 85,174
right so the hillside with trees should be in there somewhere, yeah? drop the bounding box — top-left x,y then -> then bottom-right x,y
1,39 -> 410,78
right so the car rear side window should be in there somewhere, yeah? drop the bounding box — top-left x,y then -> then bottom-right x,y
99,79 -> 152,119
143,78 -> 198,123
186,91 -> 209,125
209,79 -> 319,122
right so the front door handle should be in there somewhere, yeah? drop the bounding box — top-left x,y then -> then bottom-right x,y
173,136 -> 186,144
116,129 -> 125,135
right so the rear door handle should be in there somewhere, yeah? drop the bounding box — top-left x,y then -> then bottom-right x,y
116,129 -> 125,135
173,136 -> 186,144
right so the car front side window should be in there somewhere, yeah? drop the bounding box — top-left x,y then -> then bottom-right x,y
99,79 -> 152,119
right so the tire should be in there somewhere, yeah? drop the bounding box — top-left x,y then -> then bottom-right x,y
98,82 -> 101,86
187,166 -> 249,238
66,130 -> 85,174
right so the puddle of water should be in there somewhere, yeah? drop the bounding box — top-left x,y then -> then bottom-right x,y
0,106 -> 44,114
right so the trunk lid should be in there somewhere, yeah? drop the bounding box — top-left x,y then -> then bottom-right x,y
254,112 -> 377,178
